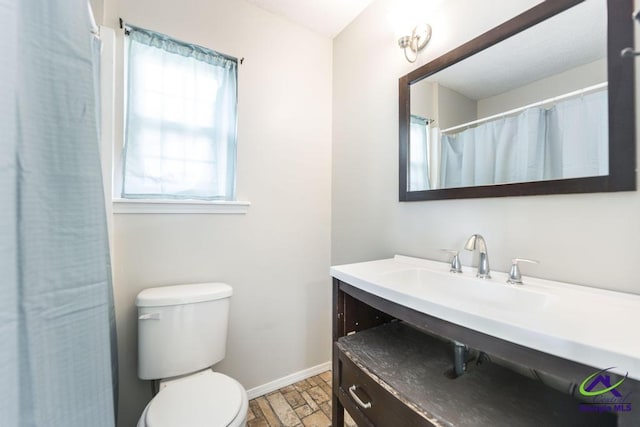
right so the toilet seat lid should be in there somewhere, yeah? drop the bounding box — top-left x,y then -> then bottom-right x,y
145,372 -> 242,427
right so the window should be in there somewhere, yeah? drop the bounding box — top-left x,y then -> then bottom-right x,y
408,115 -> 431,191
122,25 -> 237,201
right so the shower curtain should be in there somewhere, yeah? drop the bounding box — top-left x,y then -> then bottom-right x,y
439,90 -> 608,188
440,109 -> 546,187
1,1 -> 117,426
546,90 -> 609,179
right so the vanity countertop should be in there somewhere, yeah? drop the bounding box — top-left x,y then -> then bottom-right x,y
330,255 -> 640,381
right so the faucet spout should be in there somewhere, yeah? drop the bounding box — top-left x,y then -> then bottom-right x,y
464,234 -> 491,279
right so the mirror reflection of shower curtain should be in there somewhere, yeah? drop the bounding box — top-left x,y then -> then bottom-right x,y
440,109 -> 546,188
1,0 -> 117,426
439,91 -> 608,188
409,115 -> 431,191
545,90 -> 608,179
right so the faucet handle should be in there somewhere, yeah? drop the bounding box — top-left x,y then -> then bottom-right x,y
441,249 -> 462,274
507,258 -> 539,285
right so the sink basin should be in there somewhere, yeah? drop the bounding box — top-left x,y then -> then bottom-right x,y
373,268 -> 550,313
330,255 -> 640,381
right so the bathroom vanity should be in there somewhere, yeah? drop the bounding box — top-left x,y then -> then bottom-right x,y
331,256 -> 640,427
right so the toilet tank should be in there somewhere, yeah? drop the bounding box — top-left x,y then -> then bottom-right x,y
136,283 -> 233,380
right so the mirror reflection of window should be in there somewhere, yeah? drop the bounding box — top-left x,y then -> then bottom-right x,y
409,115 -> 431,191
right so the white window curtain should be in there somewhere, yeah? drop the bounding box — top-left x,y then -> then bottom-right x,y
409,115 -> 431,191
122,26 -> 238,200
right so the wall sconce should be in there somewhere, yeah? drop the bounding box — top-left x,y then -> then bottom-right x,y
398,24 -> 432,63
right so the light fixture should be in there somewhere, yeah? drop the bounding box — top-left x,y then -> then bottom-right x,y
398,24 -> 432,63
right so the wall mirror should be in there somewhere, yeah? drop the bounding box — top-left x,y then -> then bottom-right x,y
399,0 -> 635,201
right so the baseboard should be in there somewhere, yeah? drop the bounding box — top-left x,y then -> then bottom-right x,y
246,361 -> 331,400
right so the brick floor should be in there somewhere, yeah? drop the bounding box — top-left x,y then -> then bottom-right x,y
248,371 -> 356,427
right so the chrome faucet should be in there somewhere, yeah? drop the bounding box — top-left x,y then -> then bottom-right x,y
464,234 -> 491,279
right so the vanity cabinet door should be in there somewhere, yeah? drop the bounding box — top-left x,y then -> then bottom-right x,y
336,346 -> 433,427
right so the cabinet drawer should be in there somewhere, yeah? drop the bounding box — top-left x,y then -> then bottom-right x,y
337,346 -> 434,427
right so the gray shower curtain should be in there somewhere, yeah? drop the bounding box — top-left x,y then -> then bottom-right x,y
439,90 -> 608,188
1,1 -> 117,426
440,109 -> 547,188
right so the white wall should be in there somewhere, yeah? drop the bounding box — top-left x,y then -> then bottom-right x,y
333,0 -> 640,299
90,0 -> 104,26
478,58 -> 607,117
409,81 -> 478,129
436,84 -> 477,129
410,79 -> 435,120
103,1 -> 332,425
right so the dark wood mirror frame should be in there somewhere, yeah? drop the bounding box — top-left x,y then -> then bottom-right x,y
399,0 -> 635,202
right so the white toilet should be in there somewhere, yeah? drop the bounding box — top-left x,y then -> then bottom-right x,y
136,282 -> 248,427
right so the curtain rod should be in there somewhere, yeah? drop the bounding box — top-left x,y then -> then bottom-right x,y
440,82 -> 608,134
88,2 -> 99,36
118,18 -> 244,64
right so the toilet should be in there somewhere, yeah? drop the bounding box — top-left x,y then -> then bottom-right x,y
136,282 -> 248,427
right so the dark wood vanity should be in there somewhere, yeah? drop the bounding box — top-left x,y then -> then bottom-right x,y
331,278 -> 640,427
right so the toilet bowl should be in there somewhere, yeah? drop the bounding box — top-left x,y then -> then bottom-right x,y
137,369 -> 248,427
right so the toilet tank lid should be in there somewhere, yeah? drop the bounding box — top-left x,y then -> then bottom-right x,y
136,283 -> 232,307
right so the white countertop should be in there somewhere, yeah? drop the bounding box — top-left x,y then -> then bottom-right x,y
330,255 -> 640,381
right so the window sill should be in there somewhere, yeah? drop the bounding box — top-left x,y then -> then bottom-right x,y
112,198 -> 250,214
